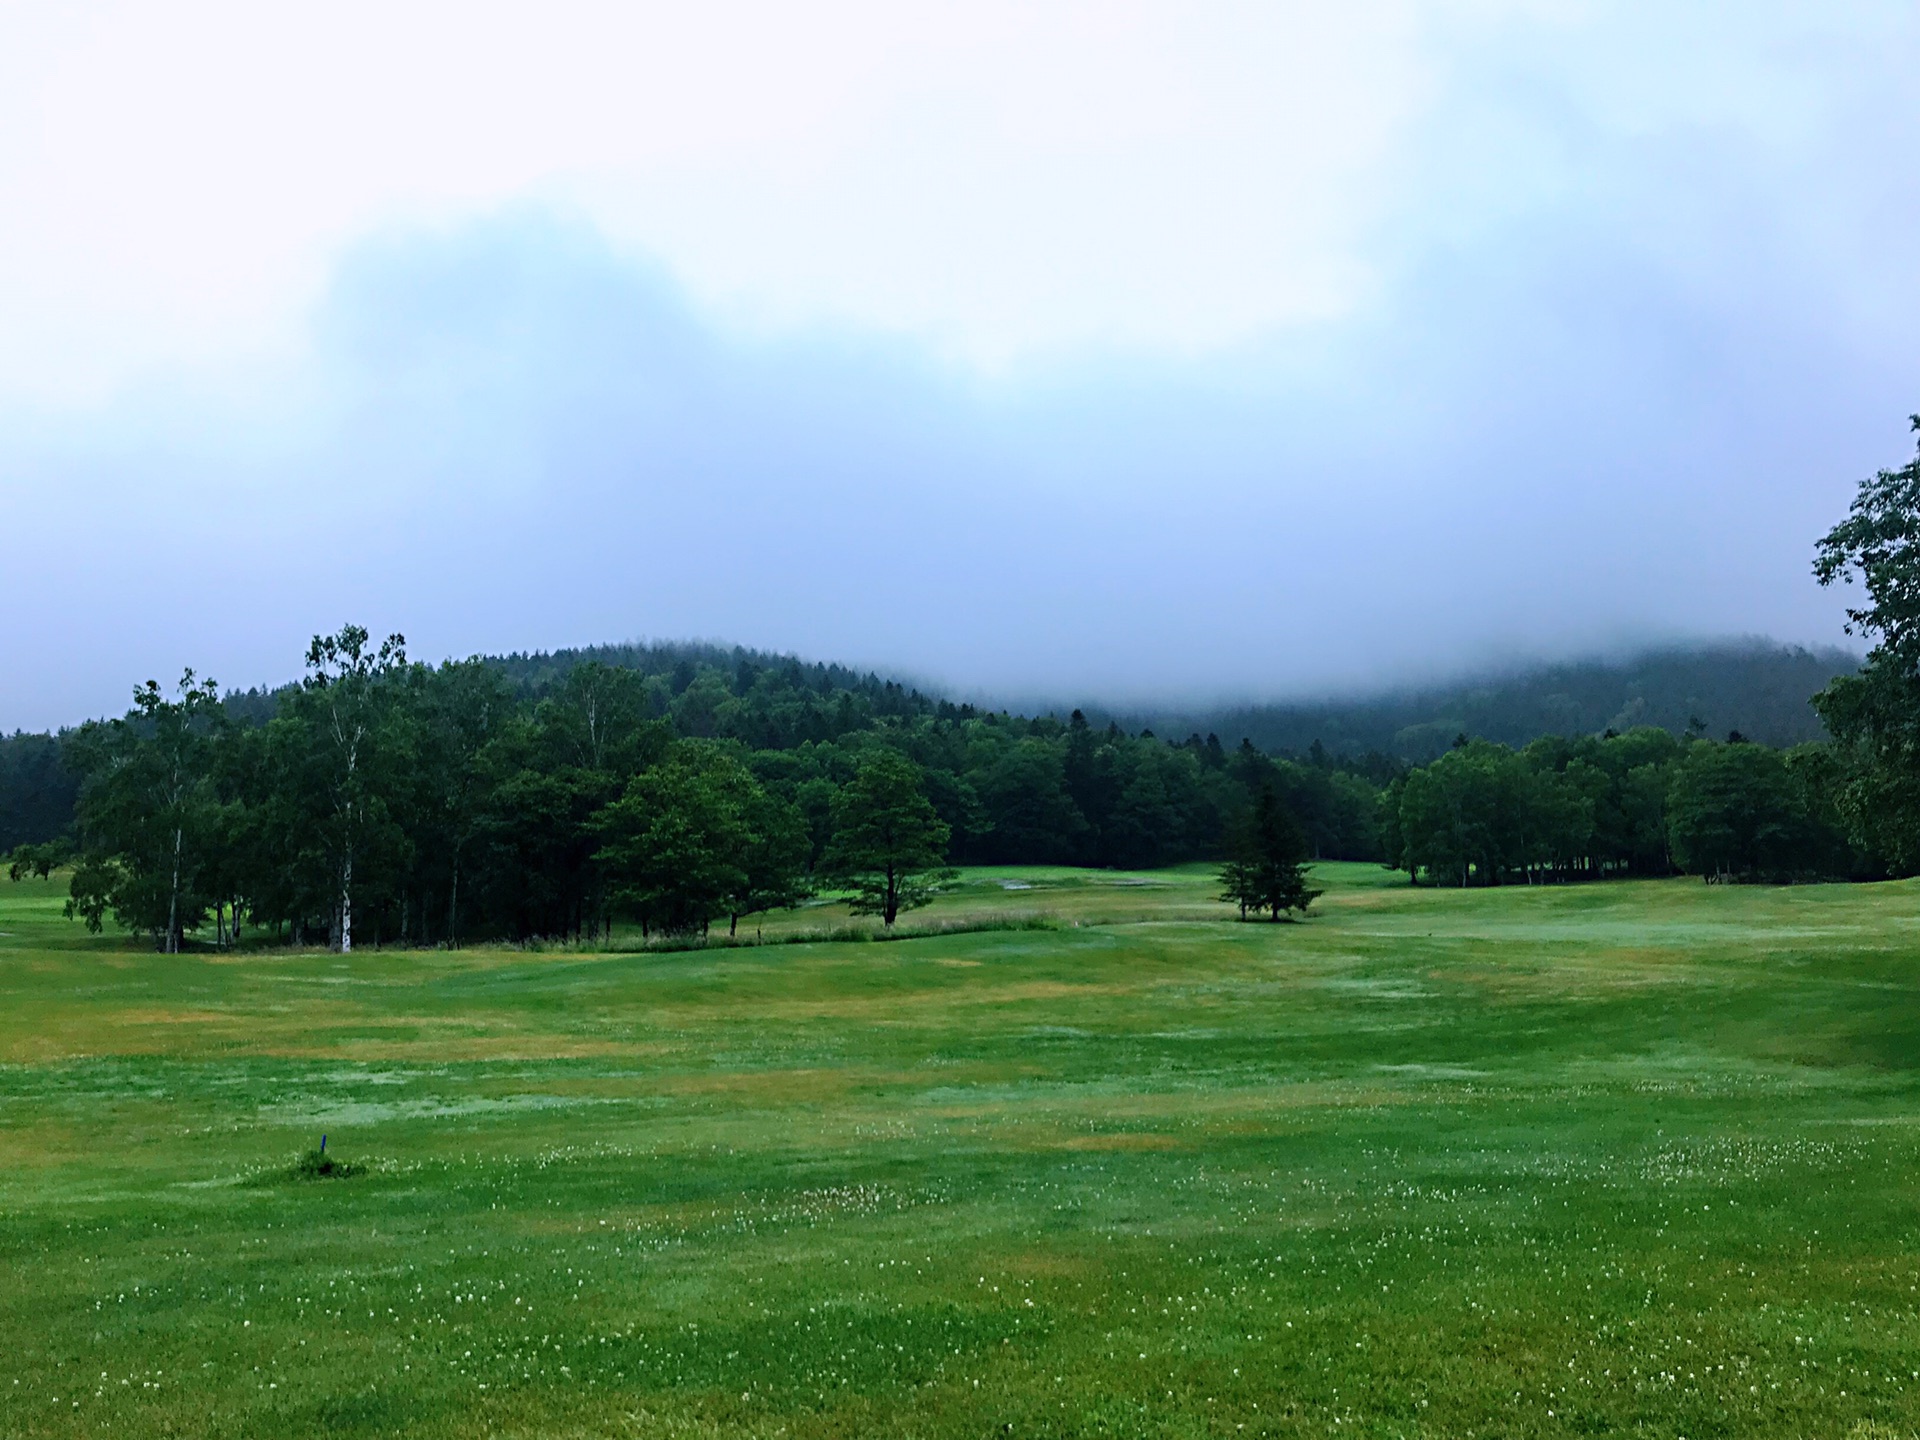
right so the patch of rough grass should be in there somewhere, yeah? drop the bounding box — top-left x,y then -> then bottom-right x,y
632,913 -> 1064,953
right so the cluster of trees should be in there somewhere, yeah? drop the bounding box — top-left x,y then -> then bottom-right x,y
1377,414 -> 1920,887
1379,728 -> 1860,885
0,731 -> 75,853
19,628 -> 1339,951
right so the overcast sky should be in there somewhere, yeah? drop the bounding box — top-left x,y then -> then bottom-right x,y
2,2 -> 1915,730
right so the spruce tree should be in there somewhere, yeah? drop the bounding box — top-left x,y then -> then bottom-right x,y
1219,782 -> 1322,921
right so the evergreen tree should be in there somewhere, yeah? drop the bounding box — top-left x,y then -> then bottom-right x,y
1218,783 -> 1322,921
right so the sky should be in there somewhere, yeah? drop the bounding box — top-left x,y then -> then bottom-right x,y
2,1 -> 1916,730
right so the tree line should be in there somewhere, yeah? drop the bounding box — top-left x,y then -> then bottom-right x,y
1379,727 -> 1865,885
9,628 -> 1359,950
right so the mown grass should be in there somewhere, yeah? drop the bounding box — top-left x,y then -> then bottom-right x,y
1,863 -> 1917,1437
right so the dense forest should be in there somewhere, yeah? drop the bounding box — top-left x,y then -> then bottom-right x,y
3,621 -> 1903,952
1381,729 -> 1866,886
4,627 -> 1388,950
0,640 -> 1854,854
0,731 -> 74,852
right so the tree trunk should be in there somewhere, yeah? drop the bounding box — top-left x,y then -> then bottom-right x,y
166,825 -> 183,954
340,850 -> 354,954
447,856 -> 460,950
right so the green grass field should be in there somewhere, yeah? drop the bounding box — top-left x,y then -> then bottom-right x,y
2,864 -> 1917,1438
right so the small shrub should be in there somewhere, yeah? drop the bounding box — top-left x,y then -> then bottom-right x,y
288,1147 -> 363,1180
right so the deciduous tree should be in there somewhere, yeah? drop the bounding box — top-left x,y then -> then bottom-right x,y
822,751 -> 953,926
1812,416 -> 1920,872
64,671 -> 224,950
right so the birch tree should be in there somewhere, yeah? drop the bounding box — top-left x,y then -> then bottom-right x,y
298,625 -> 407,953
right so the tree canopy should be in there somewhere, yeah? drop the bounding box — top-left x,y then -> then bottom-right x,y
822,752 -> 954,927
1811,417 -> 1920,871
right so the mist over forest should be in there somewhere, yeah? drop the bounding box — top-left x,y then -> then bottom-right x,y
1109,639 -> 1855,759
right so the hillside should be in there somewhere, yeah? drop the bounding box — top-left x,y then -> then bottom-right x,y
0,637 -> 1857,852
479,637 -> 1854,759
1119,641 -> 1854,760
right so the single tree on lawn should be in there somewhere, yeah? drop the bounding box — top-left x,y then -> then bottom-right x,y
1219,782 -> 1322,921
823,751 -> 954,926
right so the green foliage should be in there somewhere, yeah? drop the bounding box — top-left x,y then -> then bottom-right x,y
28,621 -> 1890,942
62,671 -> 226,950
4,837 -> 71,882
595,744 -> 759,937
1666,742 -> 1813,881
1813,415 -> 1920,666
1388,726 -> 1865,886
0,730 -> 75,851
729,784 -> 814,934
1217,783 -> 1322,920
822,751 -> 955,925
1807,419 -> 1920,872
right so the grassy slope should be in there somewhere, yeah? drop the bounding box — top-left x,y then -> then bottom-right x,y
0,865 -> 1916,1438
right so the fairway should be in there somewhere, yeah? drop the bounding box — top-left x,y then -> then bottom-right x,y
2,865 -> 1917,1439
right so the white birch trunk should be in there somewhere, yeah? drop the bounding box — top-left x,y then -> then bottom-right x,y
166,825 -> 183,954
340,850 -> 354,954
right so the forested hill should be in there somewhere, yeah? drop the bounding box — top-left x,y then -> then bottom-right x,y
475,638 -> 1855,756
0,636 -> 1853,854
213,640 -> 947,739
1116,642 -> 1855,762
3,640 -> 956,853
